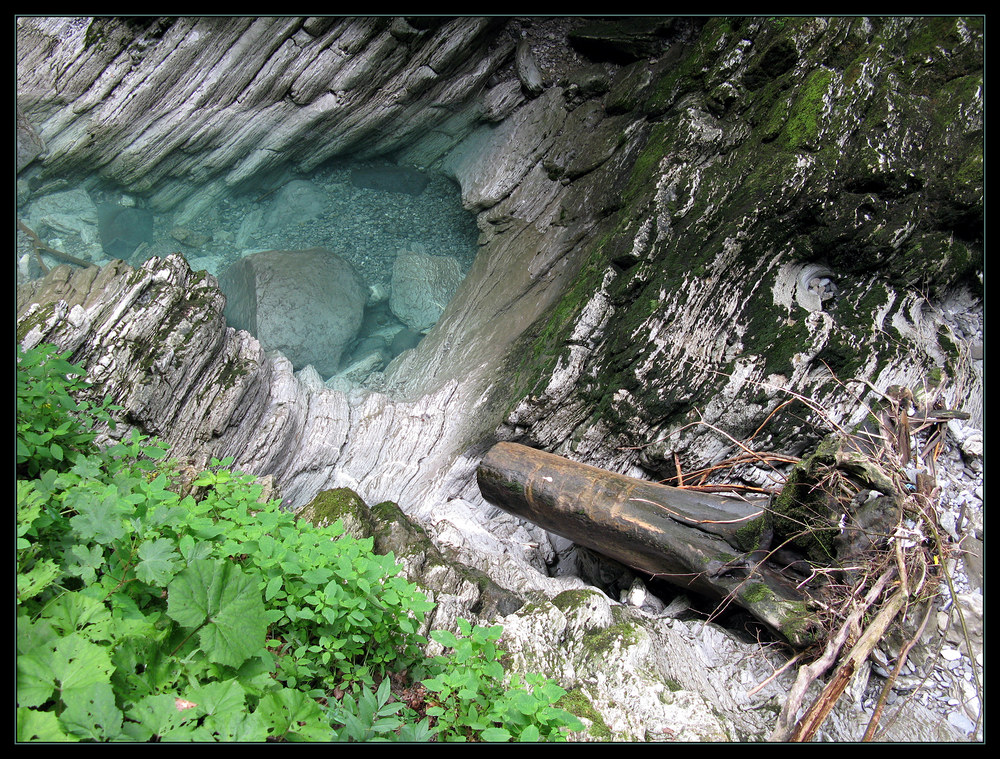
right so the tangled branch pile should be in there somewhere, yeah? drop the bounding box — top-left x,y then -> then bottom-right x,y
741,382 -> 983,741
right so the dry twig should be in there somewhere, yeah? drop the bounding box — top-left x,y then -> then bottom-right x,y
769,570 -> 895,741
862,592 -> 934,741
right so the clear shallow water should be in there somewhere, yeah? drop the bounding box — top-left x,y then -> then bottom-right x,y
25,159 -> 479,293
208,161 -> 480,294
21,160 -> 480,381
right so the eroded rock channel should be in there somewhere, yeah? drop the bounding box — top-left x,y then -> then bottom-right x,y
17,16 -> 983,740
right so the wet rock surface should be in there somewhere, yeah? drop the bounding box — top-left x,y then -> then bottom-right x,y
220,248 -> 367,377
350,166 -> 431,196
389,248 -> 464,333
97,203 -> 154,260
262,179 -> 327,228
17,16 -> 983,741
27,188 -> 101,258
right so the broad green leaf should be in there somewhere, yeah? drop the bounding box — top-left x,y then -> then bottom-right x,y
124,693 -> 200,741
54,634 -> 115,697
16,648 -> 55,707
202,710 -> 269,742
146,502 -> 187,528
177,533 -> 213,564
66,543 -> 106,585
484,659 -> 505,681
422,676 -> 447,694
258,687 -> 332,742
481,726 -> 513,742
70,454 -> 105,479
16,707 -> 77,742
17,557 -> 61,602
111,636 -> 179,699
68,488 -> 127,544
135,538 -> 180,585
301,566 -> 332,585
166,558 -> 267,668
16,615 -> 57,656
510,689 -> 542,716
186,679 -> 247,717
432,629 -> 459,649
517,724 -> 541,742
16,480 -> 45,533
59,681 -> 125,741
39,592 -> 113,640
19,631 -> 113,709
264,575 -> 283,601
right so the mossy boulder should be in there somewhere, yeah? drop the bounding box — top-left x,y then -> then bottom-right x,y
297,487 -> 374,540
770,433 -> 899,564
297,493 -> 525,621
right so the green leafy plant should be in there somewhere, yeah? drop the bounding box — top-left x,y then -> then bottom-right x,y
16,343 -> 117,478
423,619 -> 584,742
15,342 -> 586,742
326,677 -> 435,742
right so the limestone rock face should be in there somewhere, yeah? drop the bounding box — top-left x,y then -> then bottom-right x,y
500,17 -> 984,488
17,256 -> 267,456
442,87 -> 568,211
15,16 -> 511,214
515,38 -> 544,96
16,16 -> 983,742
16,106 -> 45,172
389,249 -> 464,332
219,248 -> 366,376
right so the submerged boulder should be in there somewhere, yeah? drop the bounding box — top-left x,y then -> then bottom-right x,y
98,203 -> 155,261
219,248 -> 366,377
27,188 -> 101,256
262,179 -> 327,229
389,248 -> 464,333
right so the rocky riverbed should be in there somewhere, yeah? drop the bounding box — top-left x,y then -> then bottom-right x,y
19,161 -> 482,386
17,16 -> 983,741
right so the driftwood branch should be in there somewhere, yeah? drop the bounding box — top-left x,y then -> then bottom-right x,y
789,580 -> 908,741
477,442 -> 822,647
768,568 -> 895,741
862,594 -> 934,741
17,218 -> 95,271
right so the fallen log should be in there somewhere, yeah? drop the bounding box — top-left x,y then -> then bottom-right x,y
477,442 -> 821,647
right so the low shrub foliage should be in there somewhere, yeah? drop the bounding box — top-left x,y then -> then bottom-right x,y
16,342 -> 584,742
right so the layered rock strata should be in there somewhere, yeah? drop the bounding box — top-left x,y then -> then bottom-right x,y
17,16 -> 983,741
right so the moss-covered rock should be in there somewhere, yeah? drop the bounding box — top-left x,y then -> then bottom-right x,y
297,487 -> 374,539
504,16 -> 982,484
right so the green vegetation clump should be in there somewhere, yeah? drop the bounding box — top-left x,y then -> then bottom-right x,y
734,514 -> 770,553
782,67 -> 834,150
556,687 -> 612,740
16,342 -> 585,742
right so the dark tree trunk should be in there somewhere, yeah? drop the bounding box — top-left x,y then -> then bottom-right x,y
477,442 -> 821,647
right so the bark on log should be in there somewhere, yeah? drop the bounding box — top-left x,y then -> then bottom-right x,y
477,442 -> 820,647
